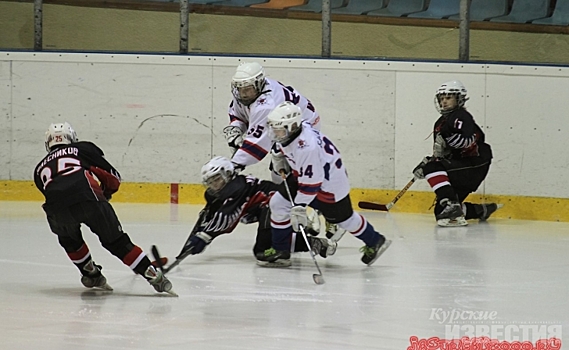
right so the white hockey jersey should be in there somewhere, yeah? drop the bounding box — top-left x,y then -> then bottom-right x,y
275,123 -> 350,206
228,78 -> 321,167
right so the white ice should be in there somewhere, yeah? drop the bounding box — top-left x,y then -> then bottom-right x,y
1,201 -> 567,349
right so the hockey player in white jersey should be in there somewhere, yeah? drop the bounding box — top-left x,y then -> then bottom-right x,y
223,62 -> 343,240
257,102 -> 392,267
224,62 -> 320,177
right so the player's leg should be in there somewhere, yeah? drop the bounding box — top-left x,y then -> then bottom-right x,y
317,195 -> 391,266
448,162 -> 499,221
44,204 -> 112,290
424,160 -> 468,226
257,192 -> 293,267
75,201 -> 173,294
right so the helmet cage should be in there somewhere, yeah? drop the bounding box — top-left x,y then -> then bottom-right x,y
434,81 -> 469,114
267,102 -> 303,143
201,156 -> 235,196
231,63 -> 266,105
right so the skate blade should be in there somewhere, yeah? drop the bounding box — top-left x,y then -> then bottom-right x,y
256,260 -> 291,268
165,289 -> 179,297
96,283 -> 114,291
437,217 -> 468,227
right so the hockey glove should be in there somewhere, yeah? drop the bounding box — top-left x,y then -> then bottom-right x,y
412,156 -> 431,180
270,145 -> 291,177
184,232 -> 213,255
433,134 -> 451,158
290,205 -> 308,232
223,126 -> 244,156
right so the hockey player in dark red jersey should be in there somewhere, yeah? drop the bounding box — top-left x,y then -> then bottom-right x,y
412,81 -> 499,227
172,156 -> 335,268
33,122 -> 175,295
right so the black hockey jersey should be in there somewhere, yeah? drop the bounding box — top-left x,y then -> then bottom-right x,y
33,141 -> 121,208
200,175 -> 278,238
434,108 -> 492,161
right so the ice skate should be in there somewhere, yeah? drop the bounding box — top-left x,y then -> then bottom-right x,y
360,236 -> 392,266
478,203 -> 503,221
144,265 -> 177,296
308,236 -> 337,258
436,199 -> 467,227
256,247 -> 291,267
81,261 -> 113,291
324,221 -> 347,242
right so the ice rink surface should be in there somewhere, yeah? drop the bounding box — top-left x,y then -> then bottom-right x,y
1,201 -> 567,350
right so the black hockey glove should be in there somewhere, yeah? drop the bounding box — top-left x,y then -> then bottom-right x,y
183,232 -> 213,255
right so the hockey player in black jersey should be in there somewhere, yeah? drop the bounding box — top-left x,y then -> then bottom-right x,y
173,156 -> 336,268
413,81 -> 499,227
33,122 -> 175,295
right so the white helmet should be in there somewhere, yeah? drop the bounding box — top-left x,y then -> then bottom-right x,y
201,156 -> 235,196
45,122 -> 78,152
434,80 -> 469,114
231,62 -> 266,106
267,101 -> 303,143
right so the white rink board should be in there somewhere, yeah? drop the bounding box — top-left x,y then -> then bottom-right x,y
2,52 -> 569,198
0,60 -> 11,180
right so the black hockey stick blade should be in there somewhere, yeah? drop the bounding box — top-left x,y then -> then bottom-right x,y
358,201 -> 390,211
163,246 -> 194,274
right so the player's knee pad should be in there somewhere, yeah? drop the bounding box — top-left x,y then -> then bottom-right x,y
269,192 -> 292,224
336,212 -> 367,234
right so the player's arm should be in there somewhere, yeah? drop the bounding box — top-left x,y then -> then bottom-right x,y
182,188 -> 246,255
79,142 -> 121,197
231,108 -> 273,167
224,102 -> 248,156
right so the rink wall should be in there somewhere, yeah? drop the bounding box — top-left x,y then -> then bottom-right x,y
2,52 -> 569,221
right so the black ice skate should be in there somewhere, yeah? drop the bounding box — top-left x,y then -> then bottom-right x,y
256,248 -> 291,267
308,236 -> 337,258
478,203 -> 503,221
436,199 -> 467,227
360,236 -> 392,266
81,260 -> 113,291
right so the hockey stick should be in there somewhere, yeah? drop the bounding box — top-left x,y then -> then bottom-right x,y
281,173 -> 325,285
151,209 -> 207,275
358,177 -> 416,211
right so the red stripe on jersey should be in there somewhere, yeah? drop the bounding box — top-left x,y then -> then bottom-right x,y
123,245 -> 144,266
316,190 -> 335,204
68,243 -> 90,262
